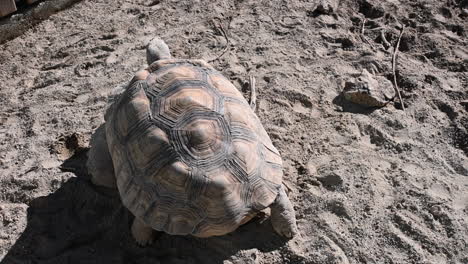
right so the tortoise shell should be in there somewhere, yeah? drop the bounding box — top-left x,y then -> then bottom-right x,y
106,59 -> 283,237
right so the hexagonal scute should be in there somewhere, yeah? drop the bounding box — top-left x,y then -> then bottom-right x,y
184,168 -> 209,201
158,86 -> 217,124
249,179 -> 278,210
254,120 -> 278,153
223,100 -> 257,131
259,161 -> 283,186
144,204 -> 169,231
113,88 -> 150,139
198,179 -> 245,219
194,169 -> 251,234
172,115 -> 230,166
186,119 -> 222,159
164,65 -> 202,81
260,143 -> 282,166
148,65 -> 203,92
126,126 -> 171,169
110,146 -> 127,181
231,138 -> 260,175
200,175 -> 229,204
205,165 -> 244,187
133,189 -> 154,218
193,220 -> 238,238
112,105 -> 129,140
197,167 -> 246,218
120,181 -> 143,213
164,207 -> 201,235
149,161 -> 191,194
208,74 -> 245,100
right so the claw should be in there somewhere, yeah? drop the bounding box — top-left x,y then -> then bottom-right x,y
131,218 -> 155,247
270,186 -> 299,239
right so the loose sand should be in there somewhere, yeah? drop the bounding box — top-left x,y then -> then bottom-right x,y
0,0 -> 467,263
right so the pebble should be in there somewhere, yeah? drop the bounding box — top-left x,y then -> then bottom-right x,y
342,69 -> 395,107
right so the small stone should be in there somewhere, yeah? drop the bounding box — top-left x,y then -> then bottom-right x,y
429,205 -> 444,218
342,69 -> 395,107
306,160 -> 317,175
461,8 -> 468,17
313,0 -> 340,15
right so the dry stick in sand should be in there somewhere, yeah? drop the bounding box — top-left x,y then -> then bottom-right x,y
392,26 -> 405,111
249,75 -> 257,111
208,20 -> 230,63
360,18 -> 376,50
380,30 -> 391,50
361,18 -> 367,35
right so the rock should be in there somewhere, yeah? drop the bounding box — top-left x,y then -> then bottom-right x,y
313,0 -> 339,15
342,69 -> 395,107
359,0 -> 385,19
462,8 -> 468,17
306,159 -> 317,175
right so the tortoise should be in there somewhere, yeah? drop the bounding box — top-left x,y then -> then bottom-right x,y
86,37 -> 298,245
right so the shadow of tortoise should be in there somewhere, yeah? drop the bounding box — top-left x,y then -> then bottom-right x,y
2,149 -> 287,264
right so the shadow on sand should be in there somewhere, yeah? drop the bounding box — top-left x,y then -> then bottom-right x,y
2,150 -> 287,264
332,94 -> 382,115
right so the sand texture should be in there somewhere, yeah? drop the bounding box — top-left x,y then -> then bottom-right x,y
0,0 -> 467,263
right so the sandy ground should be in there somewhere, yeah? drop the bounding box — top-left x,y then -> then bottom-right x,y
0,0 -> 467,263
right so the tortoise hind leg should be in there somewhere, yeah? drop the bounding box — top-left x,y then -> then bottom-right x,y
146,37 -> 172,65
270,186 -> 298,239
131,217 -> 155,246
86,124 -> 116,188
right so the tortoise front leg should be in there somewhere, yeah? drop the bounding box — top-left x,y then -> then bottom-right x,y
86,124 -> 116,188
131,217 -> 155,246
269,185 -> 298,239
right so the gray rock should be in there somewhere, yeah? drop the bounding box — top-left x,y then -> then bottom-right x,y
342,69 -> 395,107
314,0 -> 340,15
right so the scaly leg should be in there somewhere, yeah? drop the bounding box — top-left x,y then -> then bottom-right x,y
131,217 -> 155,246
270,185 -> 298,239
86,124 -> 116,188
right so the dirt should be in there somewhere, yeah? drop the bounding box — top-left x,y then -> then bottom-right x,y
0,0 -> 467,263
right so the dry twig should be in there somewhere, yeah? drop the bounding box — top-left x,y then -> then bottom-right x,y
359,17 -> 377,50
208,20 -> 230,63
249,75 -> 257,111
392,26 -> 405,111
361,18 -> 367,35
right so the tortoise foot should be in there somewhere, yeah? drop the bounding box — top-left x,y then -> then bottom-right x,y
87,124 -> 116,189
131,217 -> 155,246
270,186 -> 298,239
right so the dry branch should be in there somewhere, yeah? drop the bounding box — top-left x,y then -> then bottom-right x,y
208,20 -> 230,63
360,18 -> 367,35
249,76 -> 257,111
392,26 -> 405,111
380,30 -> 391,49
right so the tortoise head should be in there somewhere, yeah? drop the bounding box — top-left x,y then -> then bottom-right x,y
146,37 -> 172,65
